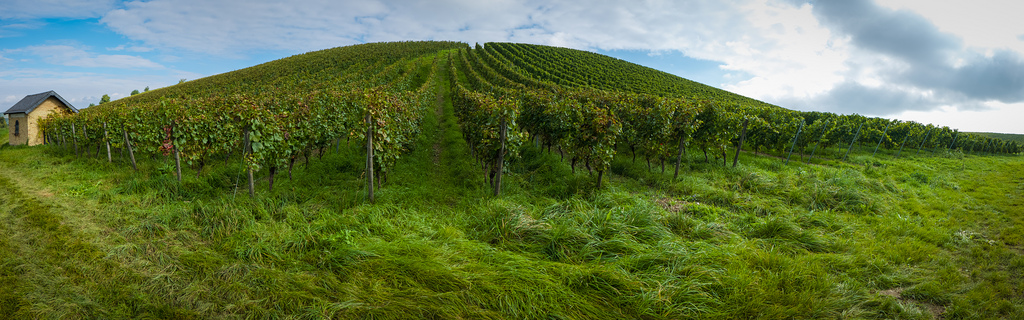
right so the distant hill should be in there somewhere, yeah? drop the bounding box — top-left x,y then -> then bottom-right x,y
970,132 -> 1024,144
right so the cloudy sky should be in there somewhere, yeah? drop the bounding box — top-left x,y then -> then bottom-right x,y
1,0 -> 1022,133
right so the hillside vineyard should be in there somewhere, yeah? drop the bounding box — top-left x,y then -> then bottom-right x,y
38,41 -> 1022,196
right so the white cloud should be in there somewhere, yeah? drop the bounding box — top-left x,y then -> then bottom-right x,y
0,0 -> 116,19
7,45 -> 164,69
0,23 -> 41,29
102,0 -> 391,55
0,21 -> 46,38
719,1 -> 848,101
895,101 -> 1024,134
786,0 -> 1024,117
100,0 -> 757,55
107,44 -> 154,53
0,68 -> 191,108
877,0 -> 1024,55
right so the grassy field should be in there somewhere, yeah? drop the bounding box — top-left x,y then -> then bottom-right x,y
1,58 -> 1022,319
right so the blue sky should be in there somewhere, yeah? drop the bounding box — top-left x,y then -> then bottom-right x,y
2,0 -> 1023,133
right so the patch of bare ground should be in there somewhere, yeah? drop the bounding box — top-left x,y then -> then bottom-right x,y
433,143 -> 441,166
656,197 -> 687,213
878,287 -> 946,319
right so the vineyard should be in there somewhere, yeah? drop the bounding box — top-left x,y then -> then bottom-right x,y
3,41 -> 1022,319
37,41 -> 1023,197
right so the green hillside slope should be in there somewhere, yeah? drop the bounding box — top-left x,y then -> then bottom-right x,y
1,41 -> 1022,319
123,41 -> 466,103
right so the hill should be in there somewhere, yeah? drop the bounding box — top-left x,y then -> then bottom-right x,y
1,41 -> 1022,319
971,131 -> 1024,144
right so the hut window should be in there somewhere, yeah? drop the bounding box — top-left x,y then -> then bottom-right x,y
13,120 -> 18,136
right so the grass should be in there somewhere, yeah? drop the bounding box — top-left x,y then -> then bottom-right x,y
1,62 -> 1023,319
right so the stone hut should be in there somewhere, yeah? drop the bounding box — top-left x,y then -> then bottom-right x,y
4,91 -> 78,146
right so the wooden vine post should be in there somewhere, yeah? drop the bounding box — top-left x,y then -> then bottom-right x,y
494,118 -> 506,196
674,134 -> 686,180
243,126 -> 254,197
122,125 -> 137,171
366,112 -> 375,204
674,120 -> 695,180
71,122 -> 79,156
916,127 -> 933,156
872,121 -> 891,156
733,118 -> 748,168
895,134 -> 909,158
83,124 -> 88,157
171,122 -> 182,182
785,120 -> 804,165
843,123 -> 863,161
103,122 -> 112,162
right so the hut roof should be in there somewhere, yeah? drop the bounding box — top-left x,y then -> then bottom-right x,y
4,90 -> 79,115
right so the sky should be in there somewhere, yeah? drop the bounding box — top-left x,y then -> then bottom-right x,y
1,0 -> 1022,134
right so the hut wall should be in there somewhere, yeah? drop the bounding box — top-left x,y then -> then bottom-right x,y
25,97 -> 71,146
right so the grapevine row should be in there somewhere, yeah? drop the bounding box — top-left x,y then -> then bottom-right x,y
39,42 -> 463,198
476,43 -> 1021,158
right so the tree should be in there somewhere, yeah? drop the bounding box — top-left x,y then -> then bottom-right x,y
179,79 -> 187,84
99,94 -> 111,104
131,89 -> 140,96
144,86 -> 149,92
